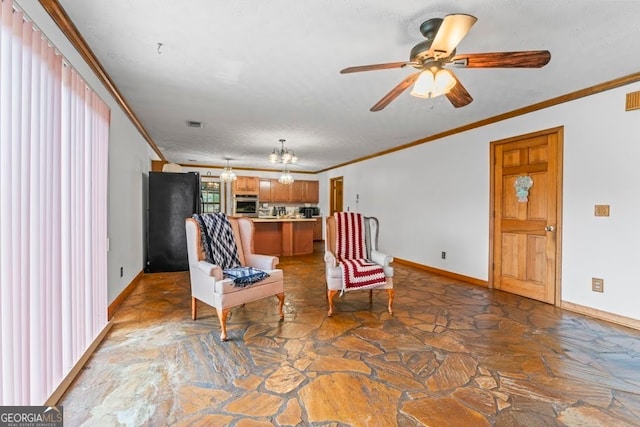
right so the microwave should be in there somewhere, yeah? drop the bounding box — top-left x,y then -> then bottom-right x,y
234,195 -> 259,217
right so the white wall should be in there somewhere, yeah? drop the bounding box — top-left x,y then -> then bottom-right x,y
18,1 -> 158,303
319,82 -> 640,321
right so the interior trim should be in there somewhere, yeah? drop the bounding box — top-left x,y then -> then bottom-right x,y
561,301 -> 640,331
393,257 -> 488,287
37,0 -> 165,161
108,269 -> 144,320
45,319 -> 114,405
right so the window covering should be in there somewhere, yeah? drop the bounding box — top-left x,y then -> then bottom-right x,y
0,0 -> 110,405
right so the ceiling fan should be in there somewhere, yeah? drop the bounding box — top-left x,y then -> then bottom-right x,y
340,14 -> 551,111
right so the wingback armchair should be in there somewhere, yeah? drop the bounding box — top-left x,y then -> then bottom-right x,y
185,215 -> 285,341
324,214 -> 394,316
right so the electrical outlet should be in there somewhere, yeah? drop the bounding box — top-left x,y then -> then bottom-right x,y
120,267 -> 124,277
592,278 -> 604,293
441,251 -> 446,259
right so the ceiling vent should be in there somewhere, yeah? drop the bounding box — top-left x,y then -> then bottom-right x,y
625,91 -> 640,111
186,120 -> 203,128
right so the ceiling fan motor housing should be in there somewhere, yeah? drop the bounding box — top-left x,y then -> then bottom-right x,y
410,18 -> 456,65
419,18 -> 443,39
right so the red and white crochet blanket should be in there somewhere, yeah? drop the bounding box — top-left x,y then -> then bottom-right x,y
334,212 -> 387,290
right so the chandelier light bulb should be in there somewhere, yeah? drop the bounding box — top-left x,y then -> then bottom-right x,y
278,166 -> 294,185
220,159 -> 237,182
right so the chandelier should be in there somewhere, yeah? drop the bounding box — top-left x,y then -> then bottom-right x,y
278,165 -> 294,185
220,159 -> 237,182
268,139 -> 298,164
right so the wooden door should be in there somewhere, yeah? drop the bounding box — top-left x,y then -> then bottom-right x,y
330,177 -> 343,215
490,127 -> 563,304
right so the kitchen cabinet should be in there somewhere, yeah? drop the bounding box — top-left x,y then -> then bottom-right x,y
313,217 -> 323,241
252,218 -> 315,256
290,180 -> 305,202
270,179 -> 319,203
271,179 -> 291,202
305,181 -> 319,204
232,176 -> 259,195
259,179 -> 272,202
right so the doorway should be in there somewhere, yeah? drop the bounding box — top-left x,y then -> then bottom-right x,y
489,127 -> 563,304
329,177 -> 343,216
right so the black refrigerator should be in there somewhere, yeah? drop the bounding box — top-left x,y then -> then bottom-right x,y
146,171 -> 201,272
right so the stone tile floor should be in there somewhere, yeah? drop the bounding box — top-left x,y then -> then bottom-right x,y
60,245 -> 640,426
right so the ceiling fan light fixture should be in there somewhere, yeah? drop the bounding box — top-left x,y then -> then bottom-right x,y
410,67 -> 456,99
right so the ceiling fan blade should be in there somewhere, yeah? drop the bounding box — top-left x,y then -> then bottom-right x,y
452,50 -> 551,68
370,72 -> 420,112
430,14 -> 477,58
446,74 -> 473,108
340,62 -> 413,74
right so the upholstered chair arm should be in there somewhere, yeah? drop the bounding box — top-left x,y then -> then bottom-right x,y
324,250 -> 338,267
244,253 -> 279,270
195,261 -> 224,281
371,250 -> 393,267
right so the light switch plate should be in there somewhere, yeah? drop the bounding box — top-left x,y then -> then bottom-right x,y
594,205 -> 610,217
592,278 -> 604,293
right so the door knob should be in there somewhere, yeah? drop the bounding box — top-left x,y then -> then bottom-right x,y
545,225 -> 555,232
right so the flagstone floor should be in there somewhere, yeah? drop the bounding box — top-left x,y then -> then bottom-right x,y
60,243 -> 640,426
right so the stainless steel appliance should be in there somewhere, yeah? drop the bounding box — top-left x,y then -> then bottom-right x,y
273,206 -> 287,216
298,206 -> 320,218
234,194 -> 259,217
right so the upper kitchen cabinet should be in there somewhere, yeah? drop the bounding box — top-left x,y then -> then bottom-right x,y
305,180 -> 319,204
271,179 -> 319,203
259,179 -> 273,203
271,179 -> 291,202
290,180 -> 305,202
232,176 -> 259,195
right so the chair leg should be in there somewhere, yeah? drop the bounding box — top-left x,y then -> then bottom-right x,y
386,289 -> 394,315
215,307 -> 230,341
276,293 -> 285,320
191,297 -> 197,320
369,289 -> 373,304
327,290 -> 339,317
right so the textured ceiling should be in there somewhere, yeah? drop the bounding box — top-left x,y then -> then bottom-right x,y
53,0 -> 640,172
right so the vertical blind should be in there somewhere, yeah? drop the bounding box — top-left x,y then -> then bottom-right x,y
0,0 -> 110,405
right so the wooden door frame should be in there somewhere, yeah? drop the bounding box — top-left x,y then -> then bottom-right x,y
329,176 -> 343,216
488,126 -> 564,306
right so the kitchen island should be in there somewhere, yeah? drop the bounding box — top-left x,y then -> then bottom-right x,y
251,217 -> 317,256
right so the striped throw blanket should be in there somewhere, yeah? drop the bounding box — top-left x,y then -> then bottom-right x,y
193,213 -> 269,286
193,213 -> 241,269
334,212 -> 386,291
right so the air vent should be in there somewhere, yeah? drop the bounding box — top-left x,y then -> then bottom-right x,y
625,91 -> 640,111
186,120 -> 203,128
